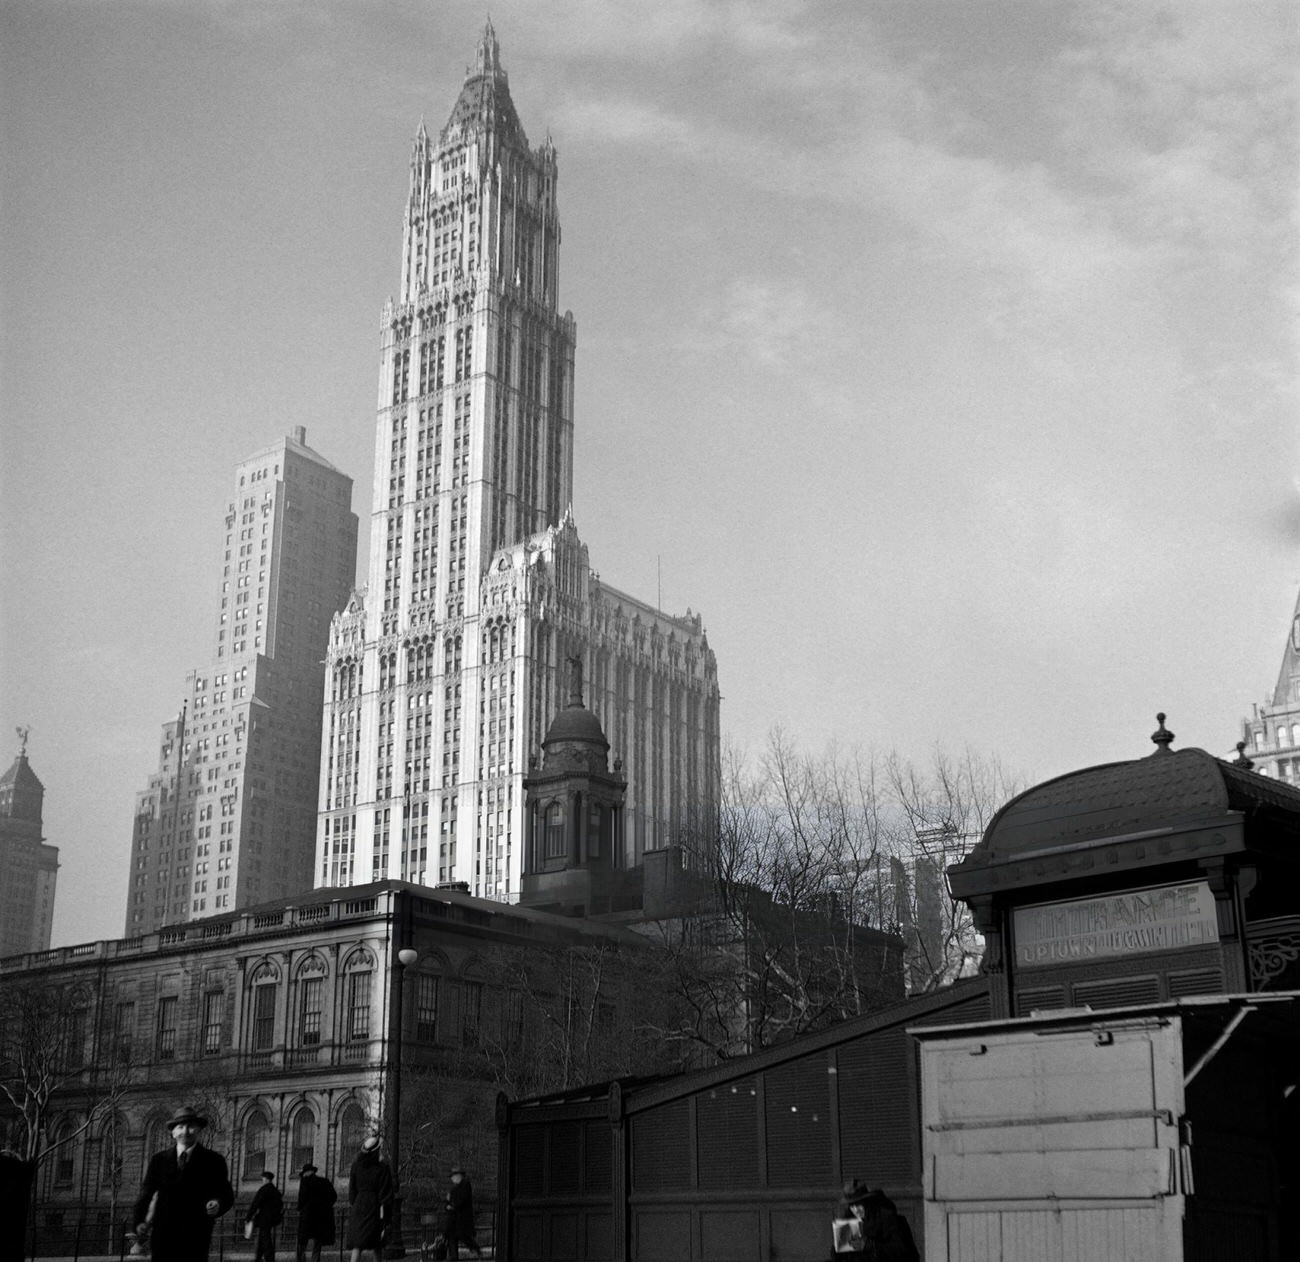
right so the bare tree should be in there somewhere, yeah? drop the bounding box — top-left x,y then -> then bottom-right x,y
649,733 -> 1025,1060
649,734 -> 907,1060
885,747 -> 1025,993
0,978 -> 130,1170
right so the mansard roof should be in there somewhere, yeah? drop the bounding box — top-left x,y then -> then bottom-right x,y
953,744 -> 1300,889
441,22 -> 527,148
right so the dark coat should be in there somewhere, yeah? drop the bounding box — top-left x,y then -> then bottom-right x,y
0,1153 -> 35,1262
443,1176 -> 477,1243
133,1144 -> 234,1262
345,1151 -> 393,1249
247,1181 -> 284,1227
297,1173 -> 338,1244
834,1189 -> 918,1262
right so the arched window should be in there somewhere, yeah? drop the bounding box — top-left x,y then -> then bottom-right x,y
343,951 -> 374,1043
100,1112 -> 127,1189
249,962 -> 279,1053
143,1115 -> 170,1164
51,1116 -> 80,1187
415,970 -> 441,1044
296,957 -> 328,1047
545,802 -> 565,859
338,1102 -> 368,1167
290,1107 -> 317,1173
242,1109 -> 270,1181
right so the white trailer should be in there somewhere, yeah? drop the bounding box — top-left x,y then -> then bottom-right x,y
912,994 -> 1299,1262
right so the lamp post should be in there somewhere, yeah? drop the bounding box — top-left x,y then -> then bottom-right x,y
386,944 -> 419,1258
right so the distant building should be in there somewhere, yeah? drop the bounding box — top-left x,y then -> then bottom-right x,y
889,826 -> 981,994
0,730 -> 58,956
125,429 -> 357,932
1241,584 -> 1300,781
316,23 -> 720,904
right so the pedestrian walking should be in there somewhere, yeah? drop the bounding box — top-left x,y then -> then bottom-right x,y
442,1168 -> 481,1260
132,1105 -> 234,1262
345,1137 -> 394,1262
246,1170 -> 284,1262
296,1163 -> 337,1262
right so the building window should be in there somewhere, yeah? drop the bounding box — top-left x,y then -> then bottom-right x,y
202,992 -> 223,1056
299,976 -> 323,1046
415,975 -> 440,1043
338,1102 -> 368,1164
252,984 -> 276,1052
243,1111 -> 269,1181
461,980 -> 483,1047
291,1108 -> 316,1173
156,997 -> 178,1061
545,802 -> 565,859
53,1121 -> 76,1185
347,970 -> 372,1041
114,1002 -> 135,1061
100,1114 -> 126,1188
63,1007 -> 87,1073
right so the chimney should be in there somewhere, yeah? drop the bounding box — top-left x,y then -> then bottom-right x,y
291,425 -> 307,446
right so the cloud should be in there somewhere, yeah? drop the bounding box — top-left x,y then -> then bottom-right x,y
683,276 -> 840,369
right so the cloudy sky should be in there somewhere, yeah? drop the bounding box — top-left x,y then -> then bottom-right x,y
2,0 -> 1297,947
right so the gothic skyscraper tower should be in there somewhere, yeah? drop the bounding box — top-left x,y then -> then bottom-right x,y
317,26 -> 720,900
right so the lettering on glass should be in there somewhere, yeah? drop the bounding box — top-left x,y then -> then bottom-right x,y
1013,882 -> 1219,968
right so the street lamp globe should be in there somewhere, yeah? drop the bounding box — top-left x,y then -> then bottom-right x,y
397,947 -> 419,968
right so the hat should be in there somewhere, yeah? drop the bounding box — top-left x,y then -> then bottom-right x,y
451,1167 -> 465,1177
841,1180 -> 871,1205
300,1163 -> 318,1176
261,1170 -> 275,1181
361,1136 -> 380,1152
166,1106 -> 209,1129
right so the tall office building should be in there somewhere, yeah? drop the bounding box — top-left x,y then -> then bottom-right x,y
126,429 -> 357,932
317,24 -> 720,900
0,730 -> 58,955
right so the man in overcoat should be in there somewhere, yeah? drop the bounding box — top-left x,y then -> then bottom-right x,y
246,1170 -> 284,1262
443,1168 -> 481,1259
133,1105 -> 234,1262
295,1163 -> 338,1262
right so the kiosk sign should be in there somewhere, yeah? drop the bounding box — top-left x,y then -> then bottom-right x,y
1014,881 -> 1219,968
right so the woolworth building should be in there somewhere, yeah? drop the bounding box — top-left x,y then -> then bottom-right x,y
317,24 -> 721,901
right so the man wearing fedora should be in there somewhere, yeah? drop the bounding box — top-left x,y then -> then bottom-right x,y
133,1105 -> 234,1261
295,1162 -> 337,1262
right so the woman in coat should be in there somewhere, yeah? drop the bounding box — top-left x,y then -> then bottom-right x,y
345,1138 -> 394,1262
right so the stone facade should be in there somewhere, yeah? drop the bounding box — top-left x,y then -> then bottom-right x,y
316,23 -> 720,903
125,429 -> 357,932
3,881 -> 660,1245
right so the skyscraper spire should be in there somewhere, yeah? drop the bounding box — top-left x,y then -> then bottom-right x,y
473,17 -> 503,81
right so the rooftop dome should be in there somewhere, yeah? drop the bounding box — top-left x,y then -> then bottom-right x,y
543,703 -> 609,750
538,658 -> 613,773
